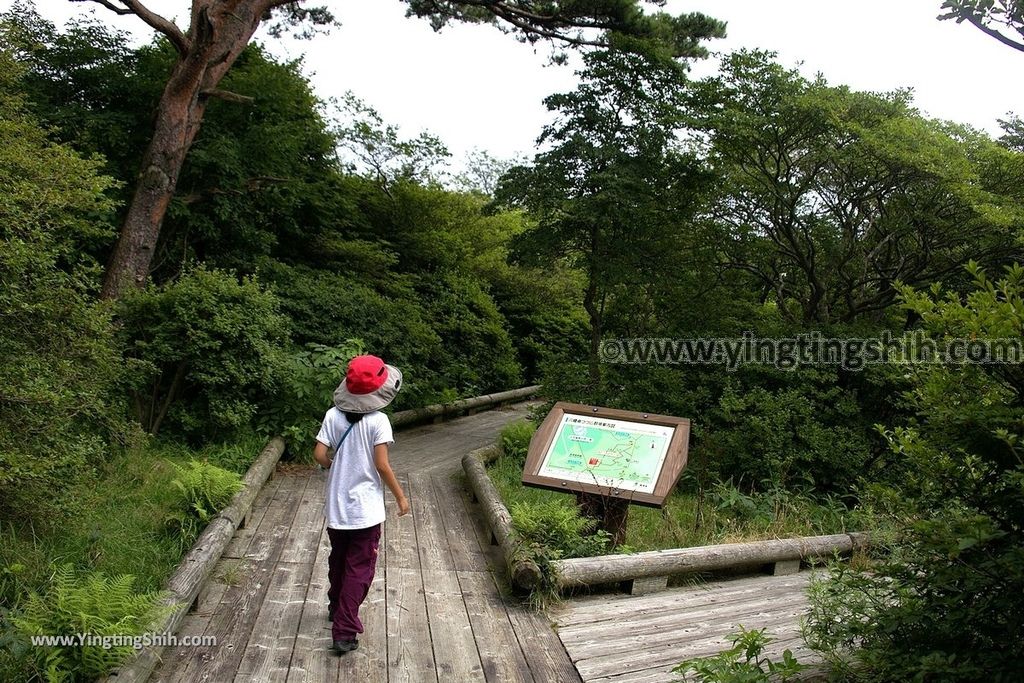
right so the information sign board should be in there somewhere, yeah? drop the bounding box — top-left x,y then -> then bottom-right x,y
522,402 -> 690,507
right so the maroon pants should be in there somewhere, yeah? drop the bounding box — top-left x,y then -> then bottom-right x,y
326,524 -> 382,641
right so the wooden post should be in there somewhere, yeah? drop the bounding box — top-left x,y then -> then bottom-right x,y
576,492 -> 630,548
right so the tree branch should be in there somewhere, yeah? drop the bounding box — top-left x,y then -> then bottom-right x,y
964,13 -> 1024,51
71,0 -> 131,15
201,88 -> 255,104
72,0 -> 191,56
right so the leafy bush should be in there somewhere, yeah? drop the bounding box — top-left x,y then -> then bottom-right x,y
804,264 -> 1024,681
7,564 -> 174,682
510,500 -> 612,560
117,266 -> 289,441
0,35 -> 126,524
259,340 -> 364,451
673,626 -> 808,682
164,460 -> 243,551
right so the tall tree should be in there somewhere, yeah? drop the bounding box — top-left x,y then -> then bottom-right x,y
496,48 -> 716,390
689,50 -> 1024,325
939,0 -> 1024,51
65,0 -> 725,299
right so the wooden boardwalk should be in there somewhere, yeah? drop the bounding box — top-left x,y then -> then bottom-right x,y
148,403 -> 823,683
151,404 -> 580,683
551,572 -> 821,683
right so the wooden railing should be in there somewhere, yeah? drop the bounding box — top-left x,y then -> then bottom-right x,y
461,445 -> 869,594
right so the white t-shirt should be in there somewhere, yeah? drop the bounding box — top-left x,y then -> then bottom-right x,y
315,408 -> 394,530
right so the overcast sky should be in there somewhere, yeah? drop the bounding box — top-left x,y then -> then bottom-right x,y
9,1 -> 1022,164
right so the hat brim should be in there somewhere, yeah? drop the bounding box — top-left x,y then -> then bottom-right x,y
333,364 -> 403,413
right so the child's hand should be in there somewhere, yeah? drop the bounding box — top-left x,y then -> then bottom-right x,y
397,496 -> 411,517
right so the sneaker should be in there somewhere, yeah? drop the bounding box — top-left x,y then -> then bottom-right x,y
332,639 -> 358,654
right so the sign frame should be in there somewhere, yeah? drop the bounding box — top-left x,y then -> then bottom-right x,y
521,402 -> 691,508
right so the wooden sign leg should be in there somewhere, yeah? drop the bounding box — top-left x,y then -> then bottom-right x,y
576,492 -> 629,548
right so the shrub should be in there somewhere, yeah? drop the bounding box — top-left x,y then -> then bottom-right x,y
164,460 -> 243,551
510,500 -> 612,559
7,564 -> 174,682
0,35 -> 125,524
499,420 -> 536,466
117,266 -> 289,441
673,626 -> 808,682
804,264 -> 1024,681
259,340 -> 364,452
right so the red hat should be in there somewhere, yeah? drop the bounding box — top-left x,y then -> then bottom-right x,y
345,354 -> 389,395
334,354 -> 403,413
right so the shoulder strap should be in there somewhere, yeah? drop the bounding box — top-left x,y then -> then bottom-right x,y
333,420 -> 357,455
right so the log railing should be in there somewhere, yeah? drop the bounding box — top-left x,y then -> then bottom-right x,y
462,446 -> 869,593
104,437 -> 286,683
390,385 -> 541,428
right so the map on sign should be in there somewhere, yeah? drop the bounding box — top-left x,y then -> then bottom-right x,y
537,413 -> 674,494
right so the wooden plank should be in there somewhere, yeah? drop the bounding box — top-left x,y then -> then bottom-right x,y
412,474 -> 457,571
554,573 -> 811,628
566,604 -> 810,661
280,470 -> 326,564
591,666 -> 683,683
385,473 -> 421,571
284,527 -> 338,683
432,474 -> 491,572
166,474 -> 308,683
338,573 -> 389,682
148,571 -> 230,681
572,617 -> 808,680
222,477 -> 280,559
422,569 -> 485,682
457,571 -> 534,683
386,566 -> 437,683
558,588 -> 811,644
506,606 -> 582,683
233,560 -> 315,682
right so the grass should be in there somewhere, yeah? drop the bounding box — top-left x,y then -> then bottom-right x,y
0,430 -> 267,602
0,431 -> 267,682
487,420 -> 856,556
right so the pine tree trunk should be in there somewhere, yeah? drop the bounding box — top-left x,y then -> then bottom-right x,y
101,62 -> 208,299
99,1 -> 265,299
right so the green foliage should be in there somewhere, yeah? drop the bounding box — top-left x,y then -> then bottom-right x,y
260,340 -> 364,451
116,266 -> 289,441
499,420 -> 536,466
0,29 -> 126,524
497,48 -> 716,387
700,372 -> 875,492
939,1 -> 1024,51
401,0 -> 726,63
510,500 -> 612,560
689,49 -> 1024,325
164,460 -> 243,552
7,564 -> 175,682
509,499 -> 612,609
334,91 -> 451,190
673,626 -> 808,683
805,264 -> 1024,681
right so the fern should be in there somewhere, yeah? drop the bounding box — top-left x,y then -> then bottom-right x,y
165,460 -> 243,551
10,564 -> 176,682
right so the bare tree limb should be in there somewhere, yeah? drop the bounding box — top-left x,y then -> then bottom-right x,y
201,88 -> 255,104
71,0 -> 131,15
72,0 -> 191,55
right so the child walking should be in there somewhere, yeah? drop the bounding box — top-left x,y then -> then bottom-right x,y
312,354 -> 410,655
